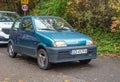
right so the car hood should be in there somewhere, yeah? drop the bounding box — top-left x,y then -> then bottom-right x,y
0,22 -> 13,28
39,31 -> 92,46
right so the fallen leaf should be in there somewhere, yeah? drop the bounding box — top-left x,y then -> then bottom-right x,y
18,80 -> 23,82
64,80 -> 70,82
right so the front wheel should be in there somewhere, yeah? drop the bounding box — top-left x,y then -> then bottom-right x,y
37,49 -> 51,70
79,59 -> 91,65
8,43 -> 17,58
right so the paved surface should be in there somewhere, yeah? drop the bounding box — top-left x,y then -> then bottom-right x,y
0,45 -> 120,82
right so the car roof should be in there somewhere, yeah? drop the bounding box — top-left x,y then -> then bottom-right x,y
0,11 -> 17,13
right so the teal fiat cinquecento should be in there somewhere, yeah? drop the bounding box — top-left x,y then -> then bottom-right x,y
8,16 -> 97,70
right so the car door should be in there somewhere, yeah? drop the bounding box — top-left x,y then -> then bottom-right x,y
17,17 -> 37,56
10,18 -> 21,52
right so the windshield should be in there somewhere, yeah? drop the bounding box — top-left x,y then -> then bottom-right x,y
0,12 -> 19,22
34,17 -> 73,31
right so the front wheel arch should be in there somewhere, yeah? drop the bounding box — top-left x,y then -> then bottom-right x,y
37,48 -> 51,70
37,45 -> 46,52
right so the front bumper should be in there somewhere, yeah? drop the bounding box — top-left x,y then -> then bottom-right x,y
0,36 -> 8,44
46,45 -> 97,63
0,41 -> 8,44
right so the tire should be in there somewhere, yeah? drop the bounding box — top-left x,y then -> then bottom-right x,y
8,43 -> 17,58
79,59 -> 91,65
37,49 -> 51,70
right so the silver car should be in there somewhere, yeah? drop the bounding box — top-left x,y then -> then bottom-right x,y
0,11 -> 20,44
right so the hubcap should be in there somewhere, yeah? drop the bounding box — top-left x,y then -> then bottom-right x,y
38,52 -> 46,67
9,44 -> 14,56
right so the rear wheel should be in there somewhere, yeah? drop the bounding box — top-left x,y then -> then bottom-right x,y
37,49 -> 51,70
8,43 -> 17,58
79,59 -> 91,64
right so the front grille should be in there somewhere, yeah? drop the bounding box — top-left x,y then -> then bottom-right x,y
58,51 -> 74,59
2,28 -> 10,34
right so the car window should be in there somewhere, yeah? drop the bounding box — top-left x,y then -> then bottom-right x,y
12,18 -> 21,31
21,18 -> 33,31
0,12 -> 20,22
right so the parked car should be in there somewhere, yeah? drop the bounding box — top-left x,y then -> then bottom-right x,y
8,16 -> 97,70
0,11 -> 20,44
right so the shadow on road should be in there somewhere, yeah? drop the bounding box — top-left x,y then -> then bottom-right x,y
16,55 -> 37,65
15,55 -> 94,70
52,62 -> 94,70
0,44 -> 8,48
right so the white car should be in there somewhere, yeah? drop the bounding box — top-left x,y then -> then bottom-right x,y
0,11 -> 20,44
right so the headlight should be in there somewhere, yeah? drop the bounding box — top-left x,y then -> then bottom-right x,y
54,41 -> 67,47
86,40 -> 94,45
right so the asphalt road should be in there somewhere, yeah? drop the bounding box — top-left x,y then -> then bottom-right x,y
0,45 -> 120,82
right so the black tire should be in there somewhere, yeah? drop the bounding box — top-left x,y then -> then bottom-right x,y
37,49 -> 51,70
8,43 -> 17,58
79,59 -> 91,65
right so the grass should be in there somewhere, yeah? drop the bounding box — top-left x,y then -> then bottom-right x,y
79,28 -> 120,56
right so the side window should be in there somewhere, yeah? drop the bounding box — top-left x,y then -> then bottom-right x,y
12,18 -> 21,31
21,18 -> 33,31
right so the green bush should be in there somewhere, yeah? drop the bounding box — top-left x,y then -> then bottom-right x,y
79,28 -> 120,55
29,0 -> 68,17
65,0 -> 116,30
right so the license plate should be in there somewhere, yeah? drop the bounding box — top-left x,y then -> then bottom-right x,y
70,49 -> 87,55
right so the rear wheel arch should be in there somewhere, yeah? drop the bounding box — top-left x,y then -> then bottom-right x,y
8,40 -> 14,45
8,40 -> 11,44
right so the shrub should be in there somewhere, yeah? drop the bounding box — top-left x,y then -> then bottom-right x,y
65,0 -> 116,31
110,0 -> 120,32
29,0 -> 68,17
